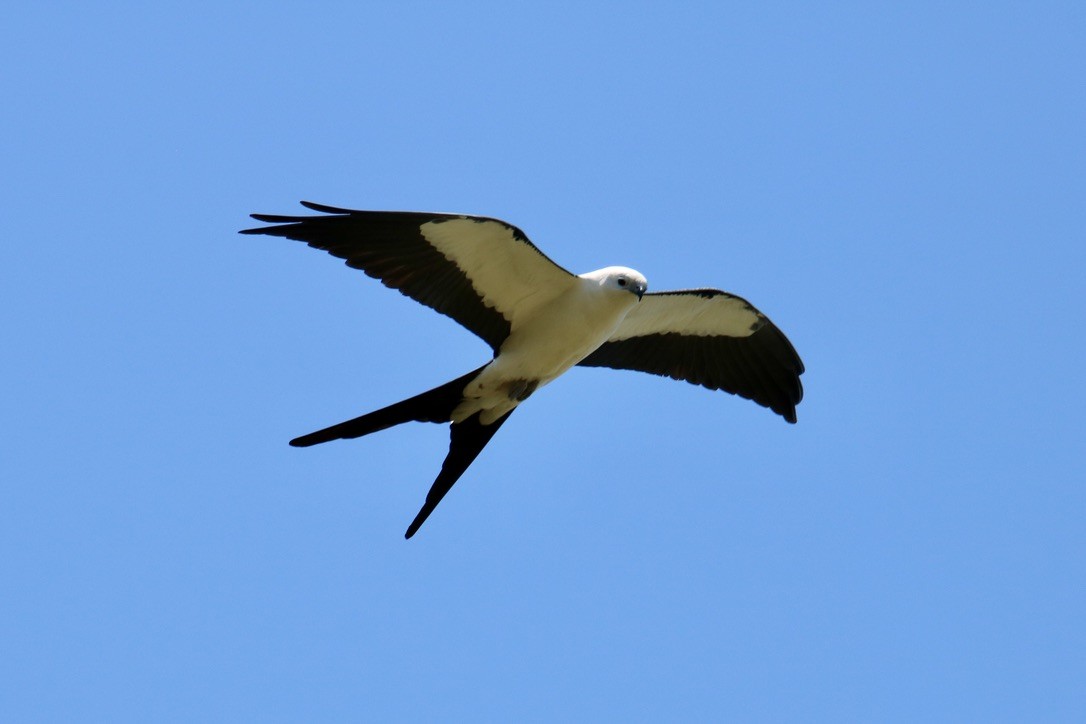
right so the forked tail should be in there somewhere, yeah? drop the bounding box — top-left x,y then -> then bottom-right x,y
404,409 -> 514,539
289,366 -> 486,447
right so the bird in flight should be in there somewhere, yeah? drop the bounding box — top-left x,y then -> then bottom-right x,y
241,202 -> 804,538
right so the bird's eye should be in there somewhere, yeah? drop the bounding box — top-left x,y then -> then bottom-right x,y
617,278 -> 627,286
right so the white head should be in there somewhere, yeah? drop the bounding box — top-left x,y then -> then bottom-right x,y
580,266 -> 648,300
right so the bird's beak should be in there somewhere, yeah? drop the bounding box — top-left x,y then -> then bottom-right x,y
635,283 -> 646,301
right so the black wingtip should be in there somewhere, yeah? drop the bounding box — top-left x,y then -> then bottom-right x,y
240,201 -> 355,235
299,200 -> 352,215
238,213 -> 286,234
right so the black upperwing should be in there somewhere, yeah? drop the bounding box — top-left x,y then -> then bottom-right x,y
578,289 -> 804,422
241,202 -> 575,354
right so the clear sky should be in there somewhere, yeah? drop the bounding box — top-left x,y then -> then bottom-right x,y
3,3 -> 1084,721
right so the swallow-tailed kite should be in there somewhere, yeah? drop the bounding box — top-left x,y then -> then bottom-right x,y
241,202 -> 804,538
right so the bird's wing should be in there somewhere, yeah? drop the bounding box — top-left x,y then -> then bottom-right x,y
577,289 -> 804,422
240,202 -> 577,353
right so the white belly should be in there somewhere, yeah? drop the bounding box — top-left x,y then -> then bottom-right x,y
452,281 -> 639,424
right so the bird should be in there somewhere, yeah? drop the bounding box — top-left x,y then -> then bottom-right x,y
241,201 -> 804,538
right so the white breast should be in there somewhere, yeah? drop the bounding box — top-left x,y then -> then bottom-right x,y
452,277 -> 640,423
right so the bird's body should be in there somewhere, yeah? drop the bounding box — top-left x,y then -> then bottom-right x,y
242,202 -> 804,538
457,266 -> 645,424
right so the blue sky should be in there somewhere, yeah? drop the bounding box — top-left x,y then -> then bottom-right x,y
3,2 -> 1084,721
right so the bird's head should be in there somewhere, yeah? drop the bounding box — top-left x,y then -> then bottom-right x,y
582,266 -> 648,301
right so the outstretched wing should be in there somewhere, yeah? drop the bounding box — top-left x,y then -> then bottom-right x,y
578,289 -> 804,422
240,202 -> 576,353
